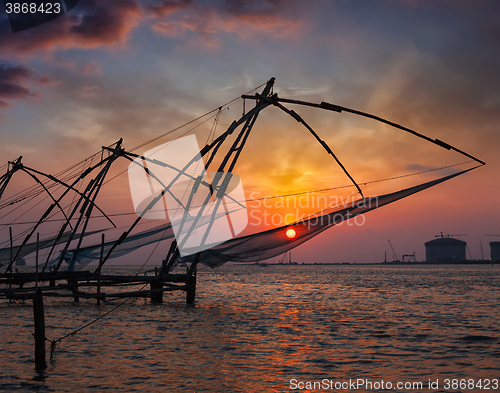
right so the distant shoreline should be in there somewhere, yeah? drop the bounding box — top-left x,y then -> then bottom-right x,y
246,260 -> 499,266
3,260 -> 498,269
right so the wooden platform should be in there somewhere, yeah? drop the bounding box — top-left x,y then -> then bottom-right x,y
0,269 -> 195,304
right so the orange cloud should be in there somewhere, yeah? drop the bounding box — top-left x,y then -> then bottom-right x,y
83,62 -> 102,75
150,0 -> 192,18
79,85 -> 101,98
35,74 -> 60,85
0,63 -> 60,114
0,63 -> 35,105
150,0 -> 303,47
0,0 -> 141,54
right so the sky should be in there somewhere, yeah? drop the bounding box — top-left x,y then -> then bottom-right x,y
0,0 -> 499,264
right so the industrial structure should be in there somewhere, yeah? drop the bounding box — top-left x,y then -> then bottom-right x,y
491,242 -> 500,262
425,237 -> 466,262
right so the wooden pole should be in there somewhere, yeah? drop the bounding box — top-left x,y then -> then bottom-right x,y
97,234 -> 104,305
9,227 -> 12,303
70,277 -> 80,302
150,262 -> 163,303
186,253 -> 199,305
150,280 -> 163,303
9,226 -> 13,272
185,265 -> 197,305
33,288 -> 47,371
35,233 -> 39,289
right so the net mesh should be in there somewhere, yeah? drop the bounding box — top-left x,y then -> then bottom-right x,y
174,169 -> 472,267
63,168 -> 472,269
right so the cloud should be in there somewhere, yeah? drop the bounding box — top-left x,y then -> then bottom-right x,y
0,63 -> 61,114
0,141 -> 38,155
78,85 -> 101,98
356,2 -> 500,161
0,0 -> 141,55
0,81 -> 32,99
0,63 -> 33,81
35,74 -> 61,85
0,63 -> 35,101
82,62 -> 102,75
0,0 -> 303,59
150,0 -> 192,18
69,0 -> 140,43
150,0 -> 303,47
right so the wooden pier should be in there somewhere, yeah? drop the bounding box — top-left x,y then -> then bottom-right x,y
0,265 -> 198,371
0,268 -> 195,304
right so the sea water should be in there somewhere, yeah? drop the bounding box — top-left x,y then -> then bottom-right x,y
0,264 -> 499,392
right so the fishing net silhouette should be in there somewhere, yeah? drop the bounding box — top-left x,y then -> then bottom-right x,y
1,168 -> 473,270
175,169 -> 472,268
0,79 -> 485,274
0,229 -> 102,266
55,210 -> 229,269
59,222 -> 175,269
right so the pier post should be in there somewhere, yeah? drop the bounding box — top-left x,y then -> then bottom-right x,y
35,233 -> 39,289
186,253 -> 199,305
49,268 -> 55,287
150,280 -> 163,303
96,273 -> 101,306
33,288 -> 46,371
9,226 -> 13,273
9,227 -> 13,303
185,266 -> 196,304
97,234 -> 104,305
186,265 -> 197,304
69,279 -> 80,302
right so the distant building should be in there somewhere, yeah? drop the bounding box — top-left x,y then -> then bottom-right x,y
491,242 -> 500,262
425,237 -> 466,262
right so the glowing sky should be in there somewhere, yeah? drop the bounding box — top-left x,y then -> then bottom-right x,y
1,0 -> 499,263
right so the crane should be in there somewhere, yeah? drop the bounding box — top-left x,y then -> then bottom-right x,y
435,232 -> 468,238
388,240 -> 399,262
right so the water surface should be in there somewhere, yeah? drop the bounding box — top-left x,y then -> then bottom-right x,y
1,264 -> 499,392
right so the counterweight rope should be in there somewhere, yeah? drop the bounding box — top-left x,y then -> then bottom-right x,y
46,283 -> 148,360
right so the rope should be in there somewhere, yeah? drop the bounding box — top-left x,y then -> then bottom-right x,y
0,159 -> 473,228
136,226 -> 171,274
206,107 -> 221,145
9,84 -> 259,231
129,82 -> 267,152
46,283 -> 148,360
97,83 -> 267,188
0,81 -> 267,246
246,160 -> 474,202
